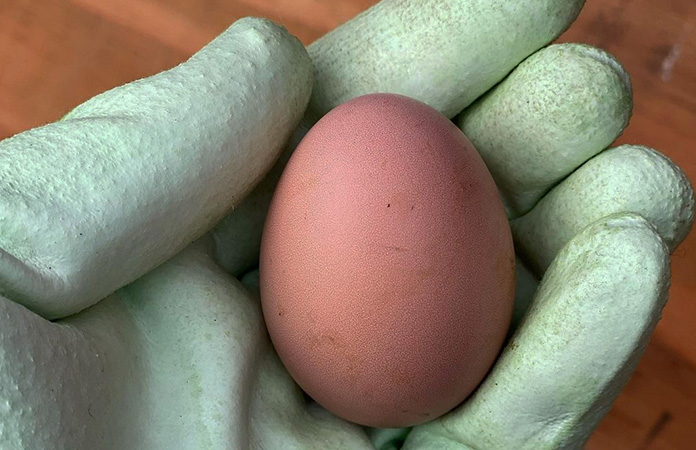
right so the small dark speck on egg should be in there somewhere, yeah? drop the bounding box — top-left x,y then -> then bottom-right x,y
387,203 -> 391,207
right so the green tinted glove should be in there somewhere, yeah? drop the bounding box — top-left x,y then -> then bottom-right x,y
1,1 -> 693,450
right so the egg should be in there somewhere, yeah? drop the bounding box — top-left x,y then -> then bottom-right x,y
259,93 -> 515,428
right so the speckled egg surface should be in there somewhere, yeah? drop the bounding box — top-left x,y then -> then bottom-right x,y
259,93 -> 515,428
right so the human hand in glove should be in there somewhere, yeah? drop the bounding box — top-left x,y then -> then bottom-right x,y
0,1 -> 693,449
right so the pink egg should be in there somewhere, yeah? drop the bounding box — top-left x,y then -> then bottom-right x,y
260,93 -> 515,427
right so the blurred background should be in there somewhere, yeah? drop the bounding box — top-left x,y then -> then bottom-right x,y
0,0 -> 693,448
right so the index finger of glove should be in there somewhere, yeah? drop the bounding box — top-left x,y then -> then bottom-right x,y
307,0 -> 587,120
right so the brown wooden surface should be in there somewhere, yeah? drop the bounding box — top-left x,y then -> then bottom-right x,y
0,0 -> 694,448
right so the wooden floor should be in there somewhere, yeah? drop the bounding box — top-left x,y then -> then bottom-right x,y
0,0 -> 694,448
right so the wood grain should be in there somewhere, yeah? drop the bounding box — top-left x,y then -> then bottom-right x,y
0,0 -> 694,448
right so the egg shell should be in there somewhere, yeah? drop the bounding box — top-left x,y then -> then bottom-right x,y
260,93 -> 515,428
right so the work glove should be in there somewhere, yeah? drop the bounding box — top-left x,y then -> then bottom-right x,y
0,1 -> 693,449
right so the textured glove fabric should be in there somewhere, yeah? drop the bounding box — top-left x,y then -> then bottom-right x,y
1,1 -> 694,449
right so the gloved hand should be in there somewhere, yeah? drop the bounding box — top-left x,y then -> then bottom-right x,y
0,1 -> 693,450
